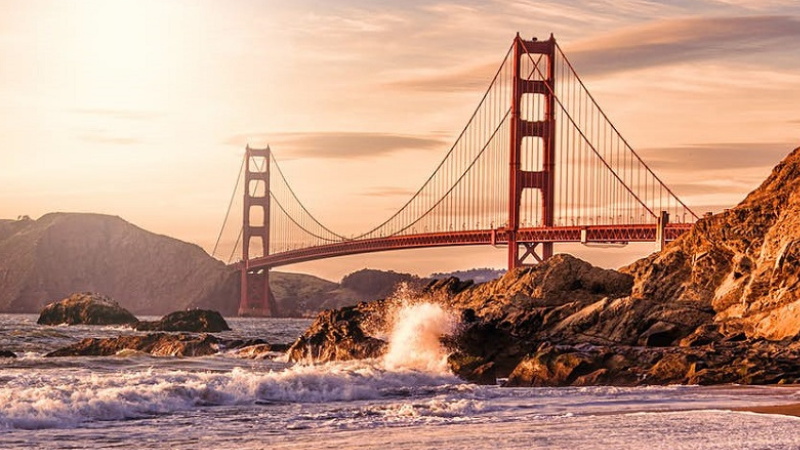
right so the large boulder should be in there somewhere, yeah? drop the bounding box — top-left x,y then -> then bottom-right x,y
46,333 -> 222,357
37,292 -> 138,326
0,350 -> 16,358
135,309 -> 230,332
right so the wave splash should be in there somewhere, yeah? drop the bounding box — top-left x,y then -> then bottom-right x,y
382,302 -> 458,374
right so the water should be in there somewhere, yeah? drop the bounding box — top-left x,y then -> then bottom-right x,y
2,310 -> 800,449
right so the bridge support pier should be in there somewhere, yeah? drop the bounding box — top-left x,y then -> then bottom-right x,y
508,33 -> 556,269
655,211 -> 669,253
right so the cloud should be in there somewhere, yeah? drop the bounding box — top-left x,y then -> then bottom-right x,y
636,142 -> 795,171
566,15 -> 800,76
385,61 -> 500,92
360,187 -> 416,197
225,132 -> 446,159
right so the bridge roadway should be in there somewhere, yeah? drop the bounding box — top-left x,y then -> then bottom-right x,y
247,223 -> 693,269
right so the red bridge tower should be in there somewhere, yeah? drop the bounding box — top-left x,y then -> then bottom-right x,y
508,34 -> 556,269
239,145 -> 276,317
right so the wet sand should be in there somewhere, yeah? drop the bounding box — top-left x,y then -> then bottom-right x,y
734,403 -> 800,417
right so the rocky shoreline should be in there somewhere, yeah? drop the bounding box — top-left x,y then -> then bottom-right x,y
287,146 -> 800,387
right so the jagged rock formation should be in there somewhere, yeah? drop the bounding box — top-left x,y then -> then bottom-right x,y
287,300 -> 389,363
37,292 -> 138,326
135,309 -> 230,332
623,146 -> 800,340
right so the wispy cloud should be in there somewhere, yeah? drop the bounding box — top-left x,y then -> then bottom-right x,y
567,15 -> 800,76
225,132 -> 446,159
360,187 -> 416,197
385,61 -> 499,92
637,142 -> 795,171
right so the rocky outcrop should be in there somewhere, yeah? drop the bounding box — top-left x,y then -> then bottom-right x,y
622,146 -> 800,340
287,301 -> 389,363
0,350 -> 16,358
46,333 -> 222,357
135,309 -> 230,332
37,292 -> 138,326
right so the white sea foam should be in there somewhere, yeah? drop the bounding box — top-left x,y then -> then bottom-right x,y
0,361 -> 464,430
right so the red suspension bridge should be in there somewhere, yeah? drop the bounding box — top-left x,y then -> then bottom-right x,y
213,34 -> 698,316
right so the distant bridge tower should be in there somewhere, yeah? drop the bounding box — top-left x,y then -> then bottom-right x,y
508,33 -> 556,269
239,145 -> 276,317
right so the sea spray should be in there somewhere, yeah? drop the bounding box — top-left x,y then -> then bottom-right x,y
382,302 -> 458,373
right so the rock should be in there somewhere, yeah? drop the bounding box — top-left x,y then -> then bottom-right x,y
135,309 -> 230,332
0,350 -> 16,358
679,323 -> 723,347
37,292 -> 138,326
645,352 -> 697,384
46,333 -> 221,357
233,343 -> 290,359
287,301 -> 388,363
505,344 -> 607,387
623,146 -> 800,341
447,353 -> 496,385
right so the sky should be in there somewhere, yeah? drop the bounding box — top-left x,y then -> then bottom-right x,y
1,0 -> 799,281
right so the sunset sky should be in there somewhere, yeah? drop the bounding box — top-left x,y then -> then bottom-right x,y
1,0 -> 799,281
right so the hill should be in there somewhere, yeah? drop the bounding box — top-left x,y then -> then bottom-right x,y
0,213 -> 238,315
0,213 -> 433,316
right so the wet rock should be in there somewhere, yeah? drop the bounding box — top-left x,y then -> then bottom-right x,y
233,343 -> 291,359
46,333 -> 221,357
37,292 -> 138,326
135,309 -> 230,332
287,301 -> 388,363
0,350 -> 16,358
447,353 -> 496,385
645,352 -> 697,384
505,344 -> 607,387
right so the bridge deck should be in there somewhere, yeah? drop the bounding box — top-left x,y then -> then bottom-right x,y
246,224 -> 692,269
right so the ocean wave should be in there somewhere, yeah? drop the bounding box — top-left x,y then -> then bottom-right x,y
0,361 -> 466,430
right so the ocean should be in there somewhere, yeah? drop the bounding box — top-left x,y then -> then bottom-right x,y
2,310 -> 800,450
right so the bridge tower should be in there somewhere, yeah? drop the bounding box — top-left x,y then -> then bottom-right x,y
239,145 -> 276,317
508,33 -> 557,269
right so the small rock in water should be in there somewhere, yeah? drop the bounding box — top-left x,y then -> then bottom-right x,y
135,309 -> 230,333
37,292 -> 138,326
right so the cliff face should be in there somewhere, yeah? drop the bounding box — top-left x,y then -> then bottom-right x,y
623,146 -> 800,340
0,213 -> 239,315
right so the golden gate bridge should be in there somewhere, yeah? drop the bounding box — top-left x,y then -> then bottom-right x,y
213,34 -> 698,316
